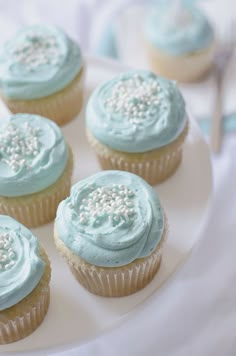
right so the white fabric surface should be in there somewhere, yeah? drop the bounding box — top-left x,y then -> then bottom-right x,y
0,1 -> 236,355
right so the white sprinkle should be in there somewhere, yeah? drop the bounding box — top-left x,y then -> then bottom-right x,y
78,185 -> 136,226
103,74 -> 162,127
0,232 -> 16,271
0,123 -> 41,172
79,217 -> 87,224
10,32 -> 62,72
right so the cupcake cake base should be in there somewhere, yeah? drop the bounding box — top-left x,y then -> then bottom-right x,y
54,220 -> 167,297
86,123 -> 188,185
1,69 -> 84,126
146,41 -> 215,83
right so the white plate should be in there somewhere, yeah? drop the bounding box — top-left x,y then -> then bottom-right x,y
1,56 -> 212,355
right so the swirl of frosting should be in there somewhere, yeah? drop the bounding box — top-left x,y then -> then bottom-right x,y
55,171 -> 164,267
0,24 -> 82,99
0,215 -> 45,310
86,70 -> 186,152
145,2 -> 214,55
0,113 -> 68,197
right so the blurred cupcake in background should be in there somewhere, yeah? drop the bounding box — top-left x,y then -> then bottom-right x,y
0,25 -> 84,125
144,0 -> 215,82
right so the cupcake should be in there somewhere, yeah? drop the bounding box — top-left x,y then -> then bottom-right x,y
0,25 -> 84,126
54,171 -> 167,297
0,215 -> 51,344
144,2 -> 215,82
86,70 -> 188,185
0,113 -> 73,228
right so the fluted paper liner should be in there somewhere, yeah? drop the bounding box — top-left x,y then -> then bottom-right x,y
1,68 -> 84,126
145,40 -> 215,83
0,247 -> 51,344
54,219 -> 167,297
86,123 -> 188,185
0,147 -> 73,228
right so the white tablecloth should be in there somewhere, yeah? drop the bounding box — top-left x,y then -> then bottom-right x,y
1,1 -> 236,355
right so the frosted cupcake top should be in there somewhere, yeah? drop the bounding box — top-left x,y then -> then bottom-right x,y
0,114 -> 68,197
86,70 -> 186,153
145,2 -> 214,55
0,215 -> 45,310
55,171 -> 164,267
0,24 -> 82,99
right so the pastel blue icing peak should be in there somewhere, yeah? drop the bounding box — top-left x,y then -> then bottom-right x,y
55,171 -> 164,267
0,24 -> 83,99
86,70 -> 186,153
0,114 -> 68,197
0,215 -> 45,310
145,3 -> 214,55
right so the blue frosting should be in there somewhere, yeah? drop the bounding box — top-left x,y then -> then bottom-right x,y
55,171 -> 164,268
0,215 -> 45,310
199,112 -> 236,135
86,70 -> 186,153
95,24 -> 119,59
0,24 -> 83,99
145,3 -> 214,55
0,114 -> 68,197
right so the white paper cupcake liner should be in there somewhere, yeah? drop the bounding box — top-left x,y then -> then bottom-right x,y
0,147 -> 73,228
146,40 -> 215,82
0,286 -> 49,344
2,69 -> 85,126
86,124 -> 188,185
0,183 -> 70,228
97,147 -> 182,185
70,251 -> 162,297
55,219 -> 167,297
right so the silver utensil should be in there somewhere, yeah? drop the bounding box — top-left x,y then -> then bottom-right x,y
210,22 -> 236,154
